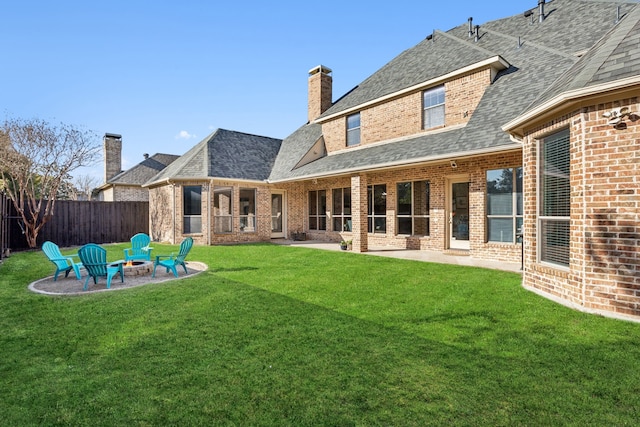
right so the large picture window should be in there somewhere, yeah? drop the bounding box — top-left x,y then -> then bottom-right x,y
486,168 -> 523,243
346,113 -> 361,146
397,181 -> 430,236
368,184 -> 387,234
423,85 -> 445,129
539,128 -> 570,267
332,188 -> 352,231
309,190 -> 327,231
239,188 -> 256,232
183,185 -> 202,234
213,186 -> 232,233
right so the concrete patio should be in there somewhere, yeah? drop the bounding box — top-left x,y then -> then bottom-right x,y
272,240 -> 522,273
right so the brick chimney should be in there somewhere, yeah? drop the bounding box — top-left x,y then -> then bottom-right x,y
308,65 -> 332,122
103,133 -> 122,183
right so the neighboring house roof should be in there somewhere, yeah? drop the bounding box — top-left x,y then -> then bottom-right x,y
146,129 -> 282,186
107,153 -> 180,186
271,0 -> 639,182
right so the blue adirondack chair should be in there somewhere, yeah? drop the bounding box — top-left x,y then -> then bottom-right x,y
152,237 -> 194,278
42,241 -> 83,281
124,233 -> 153,261
78,243 -> 124,291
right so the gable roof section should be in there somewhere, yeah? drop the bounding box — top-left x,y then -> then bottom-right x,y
107,153 -> 180,186
146,129 -> 282,186
504,3 -> 640,133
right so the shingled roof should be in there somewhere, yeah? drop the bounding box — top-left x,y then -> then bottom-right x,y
107,153 -> 180,185
146,129 -> 282,186
269,0 -> 639,182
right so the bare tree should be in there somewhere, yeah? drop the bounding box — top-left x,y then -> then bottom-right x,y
0,117 -> 100,248
72,174 -> 101,200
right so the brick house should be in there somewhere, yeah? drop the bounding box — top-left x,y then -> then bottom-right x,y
145,0 -> 640,319
97,133 -> 179,202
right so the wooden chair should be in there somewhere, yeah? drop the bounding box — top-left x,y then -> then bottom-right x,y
42,241 -> 83,281
78,243 -> 124,291
124,233 -> 152,261
152,237 -> 194,278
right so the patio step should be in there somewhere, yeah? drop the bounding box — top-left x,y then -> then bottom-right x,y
443,249 -> 470,256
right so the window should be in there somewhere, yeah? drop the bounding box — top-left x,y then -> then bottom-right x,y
332,188 -> 352,231
423,85 -> 445,129
539,128 -> 570,267
239,188 -> 256,232
213,186 -> 232,233
486,168 -> 523,243
346,113 -> 361,146
397,181 -> 430,236
183,186 -> 202,234
308,190 -> 326,231
367,184 -> 386,234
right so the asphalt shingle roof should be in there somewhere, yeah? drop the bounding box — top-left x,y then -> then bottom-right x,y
147,129 -> 282,185
108,153 -> 180,185
269,0 -> 639,182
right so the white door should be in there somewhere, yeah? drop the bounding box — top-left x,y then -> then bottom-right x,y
449,180 -> 470,250
271,192 -> 285,239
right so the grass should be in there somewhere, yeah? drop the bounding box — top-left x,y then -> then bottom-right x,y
1,243 -> 640,425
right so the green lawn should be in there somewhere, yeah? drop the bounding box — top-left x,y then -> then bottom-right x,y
1,243 -> 640,426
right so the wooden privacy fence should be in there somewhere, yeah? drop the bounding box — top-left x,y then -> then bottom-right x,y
5,200 -> 149,252
0,192 -> 10,260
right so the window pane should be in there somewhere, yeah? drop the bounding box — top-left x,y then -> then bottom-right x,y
374,217 -> 386,233
374,185 -> 386,215
397,182 -> 412,215
488,218 -> 513,242
347,113 -> 360,128
240,188 -> 256,215
516,167 -> 523,216
423,86 -> 445,129
541,129 -> 570,217
415,217 -> 429,236
309,191 -> 317,215
332,189 -> 343,215
343,190 -> 351,215
541,219 -> 570,266
414,181 -> 430,216
487,169 -> 513,215
398,218 -> 412,235
184,216 -> 201,234
347,113 -> 361,146
183,186 -> 201,216
214,186 -> 232,215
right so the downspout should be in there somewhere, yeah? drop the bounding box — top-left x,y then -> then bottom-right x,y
171,181 -> 176,244
208,179 -> 214,246
580,109 -> 588,307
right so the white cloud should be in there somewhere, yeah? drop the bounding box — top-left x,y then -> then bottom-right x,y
176,130 -> 196,140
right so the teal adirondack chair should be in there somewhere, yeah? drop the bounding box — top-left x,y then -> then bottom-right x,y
124,233 -> 153,261
78,243 -> 124,291
42,241 -> 83,281
152,237 -> 194,278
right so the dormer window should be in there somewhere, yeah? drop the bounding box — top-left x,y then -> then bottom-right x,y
346,113 -> 361,146
423,85 -> 445,129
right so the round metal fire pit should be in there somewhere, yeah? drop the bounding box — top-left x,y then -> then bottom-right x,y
110,260 -> 153,277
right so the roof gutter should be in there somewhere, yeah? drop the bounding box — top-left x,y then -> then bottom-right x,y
143,176 -> 268,188
315,55 -> 510,124
268,143 -> 522,184
503,75 -> 640,136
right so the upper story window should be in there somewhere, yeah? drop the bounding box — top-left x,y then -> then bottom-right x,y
423,85 -> 445,129
346,113 -> 361,146
486,168 -> 522,243
539,128 -> 570,267
183,185 -> 202,234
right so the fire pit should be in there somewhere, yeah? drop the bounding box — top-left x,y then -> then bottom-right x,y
110,260 -> 153,277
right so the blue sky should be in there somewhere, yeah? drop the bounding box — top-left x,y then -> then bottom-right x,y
2,0 -> 537,181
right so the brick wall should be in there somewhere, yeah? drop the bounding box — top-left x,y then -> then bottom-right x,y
521,95 -> 640,320
322,68 -> 491,153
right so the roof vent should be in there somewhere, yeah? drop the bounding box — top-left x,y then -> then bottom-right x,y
474,25 -> 480,42
616,6 -> 622,23
143,153 -> 149,159
468,17 -> 474,38
538,0 -> 545,23
524,9 -> 534,24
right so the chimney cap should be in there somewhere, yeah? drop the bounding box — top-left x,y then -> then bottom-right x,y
308,65 -> 332,76
104,133 -> 122,139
